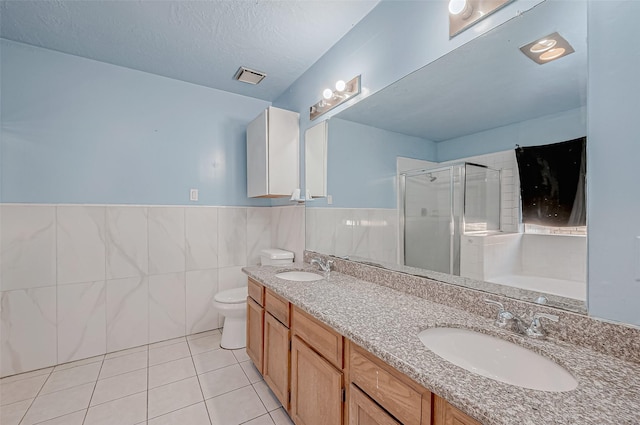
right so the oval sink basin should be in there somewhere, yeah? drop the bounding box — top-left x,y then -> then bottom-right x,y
418,327 -> 577,392
275,271 -> 324,282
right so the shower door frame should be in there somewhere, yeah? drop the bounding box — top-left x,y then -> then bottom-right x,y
399,162 -> 500,275
399,164 -> 458,274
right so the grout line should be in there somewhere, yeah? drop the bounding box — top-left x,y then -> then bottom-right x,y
146,340 -> 150,424
185,334 -> 214,425
7,367 -> 54,425
81,356 -> 104,425
239,412 -> 274,425
29,408 -> 87,425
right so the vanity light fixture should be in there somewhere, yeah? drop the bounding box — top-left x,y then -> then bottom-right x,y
310,75 -> 361,120
520,32 -> 575,65
449,0 -> 513,37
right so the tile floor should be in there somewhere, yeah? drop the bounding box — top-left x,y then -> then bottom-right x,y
0,329 -> 294,425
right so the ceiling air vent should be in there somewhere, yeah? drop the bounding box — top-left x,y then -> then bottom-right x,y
234,67 -> 266,85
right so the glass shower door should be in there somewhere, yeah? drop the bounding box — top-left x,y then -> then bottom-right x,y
403,168 -> 453,274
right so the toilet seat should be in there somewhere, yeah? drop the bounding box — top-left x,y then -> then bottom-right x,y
214,287 -> 248,304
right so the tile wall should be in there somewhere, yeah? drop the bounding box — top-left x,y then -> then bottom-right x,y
0,204 -> 304,378
445,150 -> 520,233
305,208 -> 397,264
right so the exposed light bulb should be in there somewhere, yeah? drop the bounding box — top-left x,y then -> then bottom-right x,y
530,39 -> 557,54
448,0 -> 467,15
449,0 -> 473,19
335,80 -> 346,92
322,88 -> 333,100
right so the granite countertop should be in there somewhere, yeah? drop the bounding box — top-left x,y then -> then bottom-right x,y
243,265 -> 640,425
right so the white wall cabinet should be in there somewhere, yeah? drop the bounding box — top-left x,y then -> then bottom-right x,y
247,106 -> 300,198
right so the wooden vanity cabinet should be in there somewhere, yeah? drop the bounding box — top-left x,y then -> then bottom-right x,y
291,306 -> 346,425
432,395 -> 482,425
246,279 -> 265,372
350,384 -> 401,425
247,277 -> 483,425
349,343 -> 431,425
263,290 -> 291,410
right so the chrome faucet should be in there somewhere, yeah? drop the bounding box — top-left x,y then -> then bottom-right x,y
310,257 -> 334,279
484,299 -> 559,339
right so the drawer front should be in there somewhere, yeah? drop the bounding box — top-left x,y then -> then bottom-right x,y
350,346 -> 422,425
292,306 -> 343,369
265,289 -> 290,327
248,278 -> 265,306
349,384 -> 401,425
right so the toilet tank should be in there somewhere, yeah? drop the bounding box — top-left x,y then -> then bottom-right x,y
260,248 -> 294,266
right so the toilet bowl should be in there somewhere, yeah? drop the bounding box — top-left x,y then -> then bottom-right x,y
213,287 -> 248,349
214,248 -> 293,350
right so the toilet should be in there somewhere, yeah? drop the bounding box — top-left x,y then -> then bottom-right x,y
214,248 -> 294,349
213,287 -> 249,349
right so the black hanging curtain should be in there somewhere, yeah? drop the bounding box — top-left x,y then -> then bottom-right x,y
515,137 -> 586,227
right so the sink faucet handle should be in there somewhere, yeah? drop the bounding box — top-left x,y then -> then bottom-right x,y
527,312 -> 560,338
533,312 -> 559,323
484,299 -> 514,327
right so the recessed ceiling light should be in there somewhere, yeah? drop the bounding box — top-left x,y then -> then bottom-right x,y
540,47 -> 566,61
529,39 -> 557,54
520,32 -> 574,65
234,67 -> 266,85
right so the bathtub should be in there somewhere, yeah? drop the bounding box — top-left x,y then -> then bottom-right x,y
487,274 -> 586,301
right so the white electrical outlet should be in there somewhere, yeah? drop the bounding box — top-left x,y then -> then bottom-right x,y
327,195 -> 333,205
189,189 -> 198,201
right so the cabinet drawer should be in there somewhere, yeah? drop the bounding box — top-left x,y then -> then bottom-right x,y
350,345 -> 422,425
248,278 -> 264,306
349,384 -> 401,425
265,289 -> 290,327
292,306 -> 343,369
433,395 -> 482,425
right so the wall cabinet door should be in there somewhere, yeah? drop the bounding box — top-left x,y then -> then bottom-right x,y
291,336 -> 344,425
263,313 -> 290,409
247,106 -> 299,198
349,384 -> 401,425
246,298 -> 264,373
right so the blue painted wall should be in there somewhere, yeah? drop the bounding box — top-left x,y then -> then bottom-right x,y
310,118 -> 435,209
437,107 -> 586,161
273,0 -> 542,132
0,40 -> 271,206
587,0 -> 640,326
271,0 -> 541,206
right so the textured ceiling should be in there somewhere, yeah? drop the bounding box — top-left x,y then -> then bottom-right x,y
336,0 -> 587,142
0,0 -> 379,101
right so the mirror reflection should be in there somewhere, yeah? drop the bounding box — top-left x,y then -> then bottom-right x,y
305,1 -> 587,313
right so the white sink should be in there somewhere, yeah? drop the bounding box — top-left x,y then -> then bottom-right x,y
275,271 -> 324,282
418,327 -> 578,392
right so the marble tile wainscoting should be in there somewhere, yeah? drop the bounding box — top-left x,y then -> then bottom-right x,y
305,208 -> 398,264
0,204 -> 305,378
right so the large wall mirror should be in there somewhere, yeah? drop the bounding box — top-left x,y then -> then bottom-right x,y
305,0 -> 588,313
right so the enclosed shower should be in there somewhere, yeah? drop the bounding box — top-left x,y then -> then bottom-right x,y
400,163 -> 501,275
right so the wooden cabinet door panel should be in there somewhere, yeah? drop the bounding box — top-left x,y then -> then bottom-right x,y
263,313 -> 290,409
349,384 -> 401,425
433,395 -> 483,425
246,298 -> 264,373
291,336 -> 343,425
